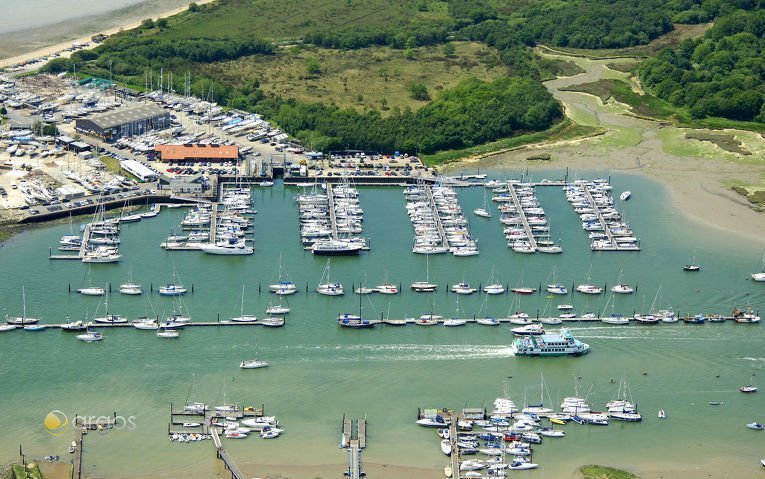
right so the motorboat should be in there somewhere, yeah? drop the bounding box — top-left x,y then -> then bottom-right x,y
376,283 -> 398,294
611,283 -> 634,294
658,409 -> 666,419
76,331 -> 103,342
61,319 -> 89,331
199,239 -> 254,255
259,428 -> 281,439
440,439 -> 452,455
450,282 -> 477,295
133,318 -> 159,330
240,359 -> 270,369
476,317 -> 500,326
266,304 -> 290,315
747,422 -> 763,430
77,287 -> 105,296
259,317 -> 285,327
576,284 -> 602,295
159,284 -> 187,296
416,416 -> 448,428
619,191 -> 631,201
411,281 -> 437,292
24,325 -> 46,331
511,324 -> 545,336
540,317 -> 563,325
269,281 -> 297,295
537,427 -> 565,437
119,282 -> 142,295
443,318 -> 467,327
157,329 -> 180,339
0,324 -> 17,332
602,315 -> 630,325
508,457 -> 539,470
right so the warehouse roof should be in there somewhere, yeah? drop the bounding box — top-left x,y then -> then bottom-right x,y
85,104 -> 168,130
156,143 -> 239,160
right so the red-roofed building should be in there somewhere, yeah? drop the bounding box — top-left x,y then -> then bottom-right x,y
155,143 -> 239,162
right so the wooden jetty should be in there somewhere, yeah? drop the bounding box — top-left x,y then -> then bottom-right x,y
507,182 -> 538,252
70,414 -> 117,479
424,185 -> 450,249
340,415 -> 366,479
211,427 -> 246,479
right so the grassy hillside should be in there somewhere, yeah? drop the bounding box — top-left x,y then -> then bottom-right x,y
200,42 -> 509,114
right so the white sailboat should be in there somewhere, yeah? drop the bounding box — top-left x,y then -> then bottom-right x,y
93,287 -> 126,324
610,267 -> 634,294
316,258 -> 344,296
119,267 -> 142,295
6,286 -> 41,325
231,285 -> 257,322
77,266 -> 105,296
268,254 -> 297,295
411,254 -> 437,292
240,321 -> 269,369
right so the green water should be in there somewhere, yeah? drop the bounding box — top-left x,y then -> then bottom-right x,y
0,171 -> 763,478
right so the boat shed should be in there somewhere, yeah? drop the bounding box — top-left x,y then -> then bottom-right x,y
120,159 -> 159,181
75,104 -> 170,142
155,143 -> 239,163
168,174 -> 209,194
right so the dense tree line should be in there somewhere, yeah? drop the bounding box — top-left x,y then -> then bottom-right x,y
240,77 -> 561,154
640,7 -> 765,122
44,34 -> 273,76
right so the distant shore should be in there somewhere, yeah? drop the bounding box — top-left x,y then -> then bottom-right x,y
0,0 -> 215,68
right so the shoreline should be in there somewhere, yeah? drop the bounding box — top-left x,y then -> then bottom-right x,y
0,0 -> 216,69
444,133 -> 765,246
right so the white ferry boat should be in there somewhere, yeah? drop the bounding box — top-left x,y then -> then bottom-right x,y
511,328 -> 590,357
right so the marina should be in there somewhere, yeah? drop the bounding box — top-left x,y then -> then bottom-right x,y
1,172 -> 764,479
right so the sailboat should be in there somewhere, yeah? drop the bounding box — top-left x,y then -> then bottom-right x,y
6,286 -> 41,325
239,322 -> 269,369
76,328 -> 104,342
375,270 -> 399,294
338,292 -> 374,328
474,189 -> 491,218
411,254 -> 437,292
316,259 -> 344,296
610,267 -> 634,294
752,253 -> 765,281
683,250 -> 700,271
119,267 -> 142,295
522,373 -> 555,416
600,292 -> 629,325
546,265 -> 568,295
443,298 -> 466,327
231,285 -> 257,322
510,271 -> 535,295
159,268 -> 187,296
576,266 -> 602,295
93,287 -> 127,324
740,374 -> 758,393
77,266 -> 105,296
483,266 -> 505,295
269,254 -> 297,295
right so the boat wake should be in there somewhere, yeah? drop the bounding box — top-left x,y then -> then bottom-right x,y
283,343 -> 516,362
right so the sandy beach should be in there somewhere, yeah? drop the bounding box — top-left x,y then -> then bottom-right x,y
0,0 -> 215,69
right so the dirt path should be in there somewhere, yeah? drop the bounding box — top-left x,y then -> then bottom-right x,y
449,50 -> 765,244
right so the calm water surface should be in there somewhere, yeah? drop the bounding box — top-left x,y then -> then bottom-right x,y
0,170 -> 763,477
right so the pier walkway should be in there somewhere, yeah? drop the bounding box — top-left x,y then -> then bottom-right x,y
424,185 -> 449,250
507,183 -> 538,252
326,183 -> 339,240
211,427 -> 246,479
341,416 -> 366,479
70,415 -> 116,479
581,184 -> 617,249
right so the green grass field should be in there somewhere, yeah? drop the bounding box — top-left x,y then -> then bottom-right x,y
200,42 -> 509,113
158,0 -> 450,42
